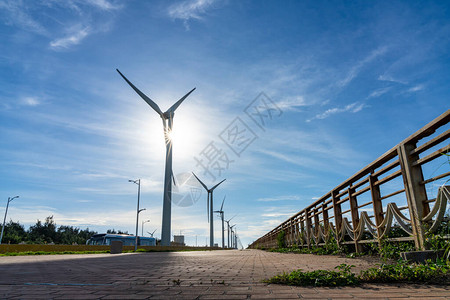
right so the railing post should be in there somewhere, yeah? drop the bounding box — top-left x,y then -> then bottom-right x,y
398,143 -> 429,250
300,218 -> 305,247
287,220 -> 293,247
305,210 -> 312,249
348,186 -> 362,253
322,204 -> 329,242
331,190 -> 342,248
313,208 -> 320,245
369,174 -> 384,248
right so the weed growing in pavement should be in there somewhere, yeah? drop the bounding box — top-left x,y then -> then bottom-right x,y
266,260 -> 450,287
360,259 -> 450,284
172,279 -> 181,285
265,263 -> 359,287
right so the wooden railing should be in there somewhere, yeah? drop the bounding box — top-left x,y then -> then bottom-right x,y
249,110 -> 450,251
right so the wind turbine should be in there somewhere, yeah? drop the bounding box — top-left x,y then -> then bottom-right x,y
147,229 -> 157,238
192,172 -> 225,247
214,196 -> 226,248
225,215 -> 236,248
117,69 -> 195,246
230,224 -> 236,249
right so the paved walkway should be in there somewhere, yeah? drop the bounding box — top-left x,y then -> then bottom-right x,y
0,249 -> 448,299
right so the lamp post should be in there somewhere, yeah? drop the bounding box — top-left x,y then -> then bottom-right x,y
1,196 -> 19,245
142,219 -> 150,236
129,179 -> 146,251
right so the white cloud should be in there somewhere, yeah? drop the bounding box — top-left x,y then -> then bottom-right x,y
406,84 -> 424,93
275,96 -> 308,112
338,47 -> 388,87
308,102 -> 365,122
257,195 -> 301,202
20,97 -> 41,106
0,0 -> 47,35
377,74 -> 408,85
261,212 -> 294,218
49,26 -> 90,50
168,0 -> 218,29
368,87 -> 391,99
85,0 -> 122,11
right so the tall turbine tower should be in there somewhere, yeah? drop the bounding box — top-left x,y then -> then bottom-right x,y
230,224 -> 236,249
214,196 -> 226,248
117,69 -> 195,246
192,173 -> 225,247
225,215 -> 236,248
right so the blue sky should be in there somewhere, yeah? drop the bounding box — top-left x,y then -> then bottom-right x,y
0,0 -> 449,247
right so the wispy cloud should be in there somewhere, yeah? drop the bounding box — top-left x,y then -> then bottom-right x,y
257,195 -> 301,202
49,26 -> 90,50
308,102 -> 365,122
377,74 -> 408,85
84,0 -> 122,11
368,87 -> 392,99
275,96 -> 308,112
338,47 -> 388,87
0,1 -> 121,49
168,0 -> 218,30
20,96 -> 41,106
0,0 -> 47,35
406,84 -> 424,93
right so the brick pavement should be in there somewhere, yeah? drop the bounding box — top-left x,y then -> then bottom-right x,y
0,249 -> 448,299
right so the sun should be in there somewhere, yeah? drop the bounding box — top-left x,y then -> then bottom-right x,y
169,114 -> 203,161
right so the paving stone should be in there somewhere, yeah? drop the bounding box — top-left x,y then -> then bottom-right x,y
0,250 -> 448,299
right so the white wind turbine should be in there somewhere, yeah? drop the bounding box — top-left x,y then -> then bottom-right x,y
225,215 -> 236,248
230,224 -> 236,249
214,196 -> 226,248
117,69 -> 195,246
147,229 -> 157,238
192,172 -> 225,247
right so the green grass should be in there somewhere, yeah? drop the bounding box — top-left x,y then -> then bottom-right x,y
266,260 -> 450,287
265,264 -> 359,287
0,250 -> 110,256
360,260 -> 450,284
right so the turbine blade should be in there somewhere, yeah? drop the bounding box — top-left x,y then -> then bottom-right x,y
116,69 -> 164,116
227,214 -> 237,222
172,169 -> 177,186
210,178 -> 226,191
166,88 -> 196,113
192,172 -> 208,191
220,195 -> 225,211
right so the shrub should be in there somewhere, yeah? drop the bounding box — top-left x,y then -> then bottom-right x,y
277,230 -> 286,248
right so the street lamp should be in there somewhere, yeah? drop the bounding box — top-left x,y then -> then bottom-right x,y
129,179 -> 146,251
1,196 -> 19,245
142,219 -> 150,236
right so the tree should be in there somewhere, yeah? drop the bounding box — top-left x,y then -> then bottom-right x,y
28,216 -> 57,244
0,216 -> 97,244
2,220 -> 27,244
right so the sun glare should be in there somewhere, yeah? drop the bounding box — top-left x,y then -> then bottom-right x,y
170,114 -> 202,161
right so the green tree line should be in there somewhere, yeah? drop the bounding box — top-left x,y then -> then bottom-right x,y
1,216 -> 98,245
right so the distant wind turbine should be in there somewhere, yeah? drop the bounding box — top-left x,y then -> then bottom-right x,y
230,224 -> 236,249
225,215 -> 236,248
117,69 -> 195,246
147,229 -> 157,238
214,196 -> 226,248
192,172 -> 225,247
